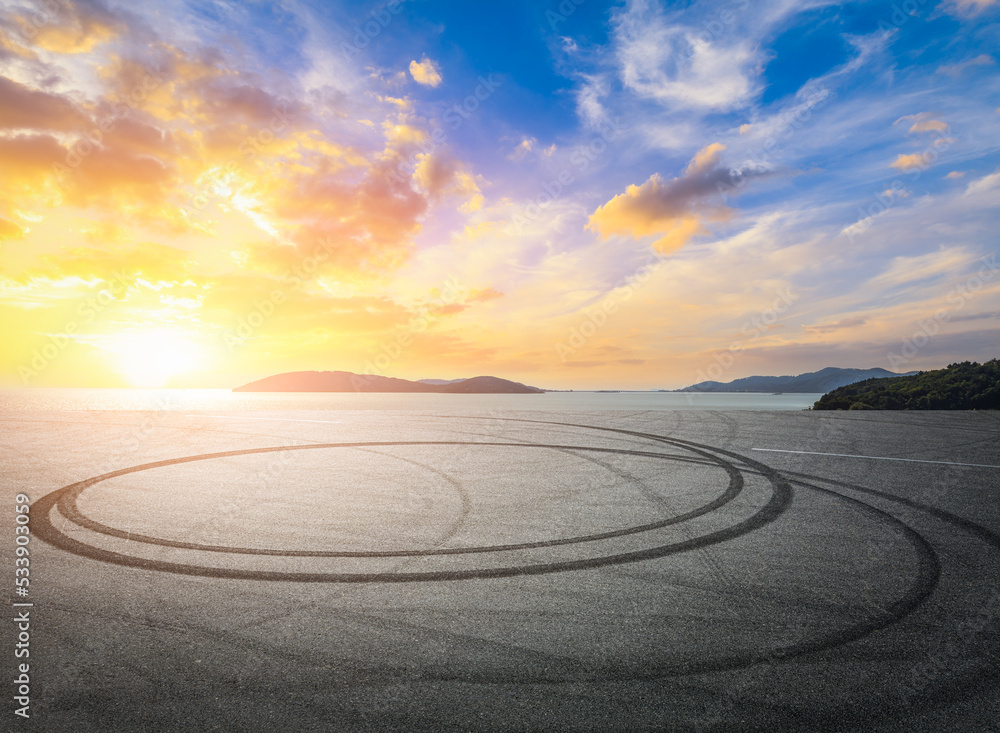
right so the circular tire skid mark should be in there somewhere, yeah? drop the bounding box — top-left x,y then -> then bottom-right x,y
32,419 -> 999,690
34,438 -> 768,582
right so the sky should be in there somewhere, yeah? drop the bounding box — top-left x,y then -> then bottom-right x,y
0,0 -> 998,390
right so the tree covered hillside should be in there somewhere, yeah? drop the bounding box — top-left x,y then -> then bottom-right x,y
812,360 -> 1000,410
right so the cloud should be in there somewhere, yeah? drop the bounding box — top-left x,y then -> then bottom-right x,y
895,113 -> 951,136
34,242 -> 194,283
0,218 -> 23,240
946,0 -> 998,16
508,137 -> 535,161
412,152 -> 483,212
0,77 -> 89,131
263,133 -> 444,276
908,119 -> 948,134
0,27 -> 37,61
937,54 -> 994,76
194,81 -> 299,127
803,316 -> 868,334
612,1 -> 759,111
202,278 -> 414,335
9,0 -> 123,54
409,57 -> 442,87
575,74 -> 609,127
890,153 -> 928,172
948,311 -> 1000,323
0,134 -> 67,184
0,24 -> 465,267
587,143 -> 768,253
60,142 -> 175,208
965,171 -> 1000,196
864,247 -> 976,292
946,171 -> 965,179
468,286 -> 503,302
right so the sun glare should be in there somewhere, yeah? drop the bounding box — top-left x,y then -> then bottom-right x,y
108,330 -> 204,388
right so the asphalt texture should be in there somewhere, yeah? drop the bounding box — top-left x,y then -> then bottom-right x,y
2,408 -> 999,732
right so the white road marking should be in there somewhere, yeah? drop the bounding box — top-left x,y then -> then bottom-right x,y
752,448 -> 1000,469
186,415 -> 343,424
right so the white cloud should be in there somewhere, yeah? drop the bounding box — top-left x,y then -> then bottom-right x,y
612,1 -> 759,111
938,54 -> 994,76
946,0 -> 999,16
865,247 -> 976,291
965,171 -> 1000,196
575,73 -> 609,127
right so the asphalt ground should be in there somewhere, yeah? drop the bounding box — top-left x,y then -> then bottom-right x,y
2,408 -> 999,732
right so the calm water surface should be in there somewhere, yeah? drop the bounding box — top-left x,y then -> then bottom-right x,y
0,389 -> 823,412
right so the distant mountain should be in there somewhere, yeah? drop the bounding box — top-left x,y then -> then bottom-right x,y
233,371 -> 544,394
435,376 -> 543,394
813,360 -> 1000,410
678,367 -> 918,394
417,378 -> 466,385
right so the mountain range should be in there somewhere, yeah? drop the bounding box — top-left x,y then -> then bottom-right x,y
233,371 -> 544,394
677,367 -> 919,394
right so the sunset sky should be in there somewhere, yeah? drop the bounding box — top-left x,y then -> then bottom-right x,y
1,0 -> 998,390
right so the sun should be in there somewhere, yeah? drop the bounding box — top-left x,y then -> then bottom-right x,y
108,330 -> 205,388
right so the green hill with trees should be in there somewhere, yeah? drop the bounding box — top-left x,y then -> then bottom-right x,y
812,360 -> 1000,410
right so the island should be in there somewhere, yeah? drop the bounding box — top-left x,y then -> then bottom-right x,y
233,371 -> 544,394
812,360 -> 1000,410
677,366 -> 917,394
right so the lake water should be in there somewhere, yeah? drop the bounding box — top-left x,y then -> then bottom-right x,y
0,389 -> 823,412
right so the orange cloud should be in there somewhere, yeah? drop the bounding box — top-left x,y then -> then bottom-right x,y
0,9 -> 501,387
468,286 -> 503,302
409,57 -> 442,87
0,77 -> 89,131
33,242 -> 195,284
890,153 -> 928,171
10,0 -> 122,54
0,27 -> 37,60
0,218 -> 23,240
908,119 -> 948,134
587,143 -> 761,253
202,275 -> 415,335
412,153 -> 483,211
803,316 -> 868,334
0,134 -> 65,184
